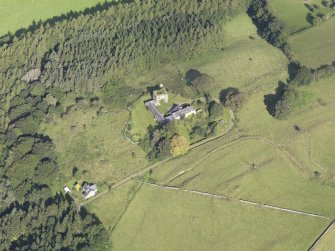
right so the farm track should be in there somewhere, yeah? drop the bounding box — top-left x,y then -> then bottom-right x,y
166,135 -> 309,186
278,145 -> 310,175
165,134 -> 267,184
80,110 -> 235,207
82,109 -> 332,251
109,183 -> 143,234
82,131 -> 310,208
141,182 -> 330,221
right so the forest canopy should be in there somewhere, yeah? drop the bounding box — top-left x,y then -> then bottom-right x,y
0,0 -> 250,249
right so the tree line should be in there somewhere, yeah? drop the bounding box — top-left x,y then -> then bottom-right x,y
248,0 -> 335,119
0,82 -> 109,250
0,0 -> 250,249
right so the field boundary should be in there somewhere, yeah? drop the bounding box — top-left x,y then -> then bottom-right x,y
141,182 -> 330,220
110,183 -> 143,234
308,220 -> 335,250
81,110 -> 235,207
165,134 -> 267,184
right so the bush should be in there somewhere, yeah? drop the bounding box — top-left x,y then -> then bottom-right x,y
248,0 -> 288,48
190,126 -> 206,143
220,87 -> 246,111
290,66 -> 313,86
170,134 -> 189,157
310,13 -> 324,26
209,101 -> 225,120
274,85 -> 300,119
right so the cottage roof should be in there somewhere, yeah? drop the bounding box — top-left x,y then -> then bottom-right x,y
172,106 -> 195,118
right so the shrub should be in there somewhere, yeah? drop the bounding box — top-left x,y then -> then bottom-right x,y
290,66 -> 313,86
274,85 -> 300,119
209,101 -> 225,120
220,87 -> 246,111
190,126 -> 206,143
170,134 -> 189,157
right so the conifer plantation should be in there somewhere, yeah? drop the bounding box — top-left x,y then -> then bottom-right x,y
0,0 -> 250,249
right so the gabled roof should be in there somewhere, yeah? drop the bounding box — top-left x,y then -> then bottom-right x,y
172,106 -> 196,118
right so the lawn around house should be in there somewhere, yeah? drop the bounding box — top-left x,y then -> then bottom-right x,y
129,94 -> 156,141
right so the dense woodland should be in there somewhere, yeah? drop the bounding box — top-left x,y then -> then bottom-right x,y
0,0 -> 250,249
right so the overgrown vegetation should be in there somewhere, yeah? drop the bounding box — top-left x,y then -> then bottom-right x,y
0,0 -> 250,249
137,77 -> 231,161
0,85 -> 110,249
248,0 -> 288,51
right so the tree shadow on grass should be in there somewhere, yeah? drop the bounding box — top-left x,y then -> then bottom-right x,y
264,81 -> 286,116
185,69 -> 202,85
288,62 -> 300,81
0,0 -> 133,46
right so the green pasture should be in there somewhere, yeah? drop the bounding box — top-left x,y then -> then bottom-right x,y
153,137 -> 335,217
133,14 -> 288,97
111,184 -> 328,251
86,181 -> 142,235
0,0 -> 115,36
310,123 -> 335,173
289,19 -> 335,68
269,0 -> 335,34
313,222 -> 335,250
39,106 -> 148,184
269,0 -> 310,34
80,13 -> 335,250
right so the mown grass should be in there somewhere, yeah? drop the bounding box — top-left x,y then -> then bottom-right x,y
39,106 -> 148,185
129,94 -> 155,141
111,184 -> 328,251
289,18 -> 335,68
0,0 -> 115,36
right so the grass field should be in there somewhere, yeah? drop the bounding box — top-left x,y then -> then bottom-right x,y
289,18 -> 335,68
313,222 -> 335,250
86,181 -> 142,235
269,0 -> 311,34
111,184 -> 328,251
0,0 -> 115,36
132,14 -> 288,97
152,136 -> 335,217
37,12 -> 334,249
269,0 -> 335,34
39,105 -> 148,185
